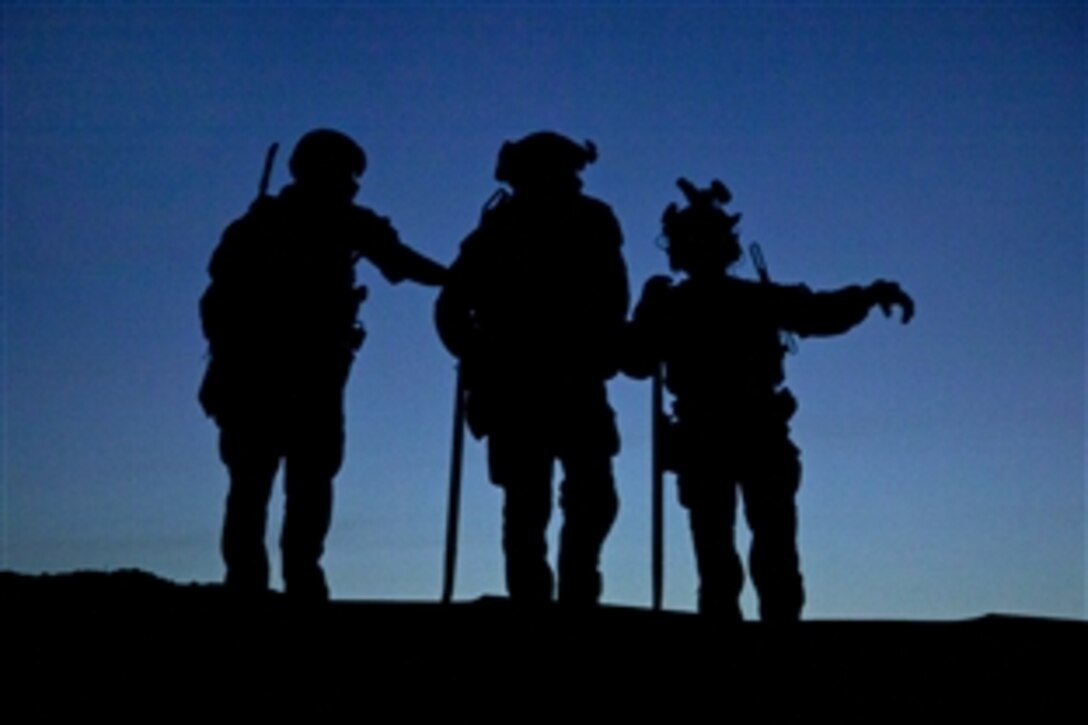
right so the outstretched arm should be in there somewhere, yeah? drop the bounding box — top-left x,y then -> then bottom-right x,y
356,208 -> 449,286
386,245 -> 449,287
776,278 -> 915,337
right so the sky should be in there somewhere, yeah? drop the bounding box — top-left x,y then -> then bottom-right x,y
3,2 -> 1084,620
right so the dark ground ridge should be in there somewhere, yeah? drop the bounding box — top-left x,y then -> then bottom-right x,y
3,568 -> 1083,710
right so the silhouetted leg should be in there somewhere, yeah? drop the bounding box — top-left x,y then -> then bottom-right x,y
683,474 -> 743,620
501,479 -> 554,602
281,471 -> 333,602
280,405 -> 344,602
557,454 -> 618,605
676,415 -> 744,620
493,418 -> 561,596
219,425 -> 279,593
742,444 -> 804,622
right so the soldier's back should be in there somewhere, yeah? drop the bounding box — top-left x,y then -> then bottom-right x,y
463,191 -> 627,380
660,276 -> 786,414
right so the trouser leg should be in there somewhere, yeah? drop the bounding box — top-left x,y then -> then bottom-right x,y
556,454 -> 618,605
280,402 -> 344,601
501,475 -> 555,603
683,478 -> 744,620
677,415 -> 744,619
487,418 -> 556,603
281,462 -> 334,601
742,445 -> 804,622
219,426 -> 279,593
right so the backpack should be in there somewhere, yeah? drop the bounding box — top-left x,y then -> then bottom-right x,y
198,149 -> 368,420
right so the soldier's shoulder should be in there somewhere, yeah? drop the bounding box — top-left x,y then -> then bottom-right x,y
671,275 -> 749,304
726,277 -> 814,310
349,203 -> 396,235
475,192 -> 517,227
635,274 -> 677,310
228,194 -> 289,231
218,199 -> 268,246
724,276 -> 761,293
577,193 -> 618,218
211,196 -> 292,269
460,197 -> 515,252
575,194 -> 623,244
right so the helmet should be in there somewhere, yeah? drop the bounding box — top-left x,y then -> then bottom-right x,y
288,129 -> 367,183
660,178 -> 742,273
494,131 -> 597,188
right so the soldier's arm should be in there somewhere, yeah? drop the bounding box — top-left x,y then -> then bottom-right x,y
355,208 -> 449,286
621,275 -> 672,380
386,244 -> 449,287
598,209 -> 632,377
772,279 -> 914,338
201,217 -> 253,351
600,207 -> 630,325
867,279 -> 915,323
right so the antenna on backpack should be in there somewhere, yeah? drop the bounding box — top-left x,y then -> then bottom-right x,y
750,241 -> 798,355
257,143 -> 279,200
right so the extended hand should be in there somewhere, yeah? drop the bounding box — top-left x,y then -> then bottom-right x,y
868,280 -> 915,324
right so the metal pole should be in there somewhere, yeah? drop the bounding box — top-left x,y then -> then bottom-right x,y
441,365 -> 466,604
651,363 -> 665,611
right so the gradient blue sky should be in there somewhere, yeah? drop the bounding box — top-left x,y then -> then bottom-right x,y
4,3 -> 1084,619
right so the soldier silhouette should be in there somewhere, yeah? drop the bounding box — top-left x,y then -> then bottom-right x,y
199,129 -> 447,600
624,178 -> 914,621
435,131 -> 629,605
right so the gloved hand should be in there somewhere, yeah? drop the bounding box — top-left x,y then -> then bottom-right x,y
867,280 -> 915,324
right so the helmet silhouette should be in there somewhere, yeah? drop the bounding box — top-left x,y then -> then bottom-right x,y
494,131 -> 597,189
660,178 -> 743,273
288,129 -> 367,184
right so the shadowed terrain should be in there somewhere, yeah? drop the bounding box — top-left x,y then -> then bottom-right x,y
3,569 -> 1082,712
